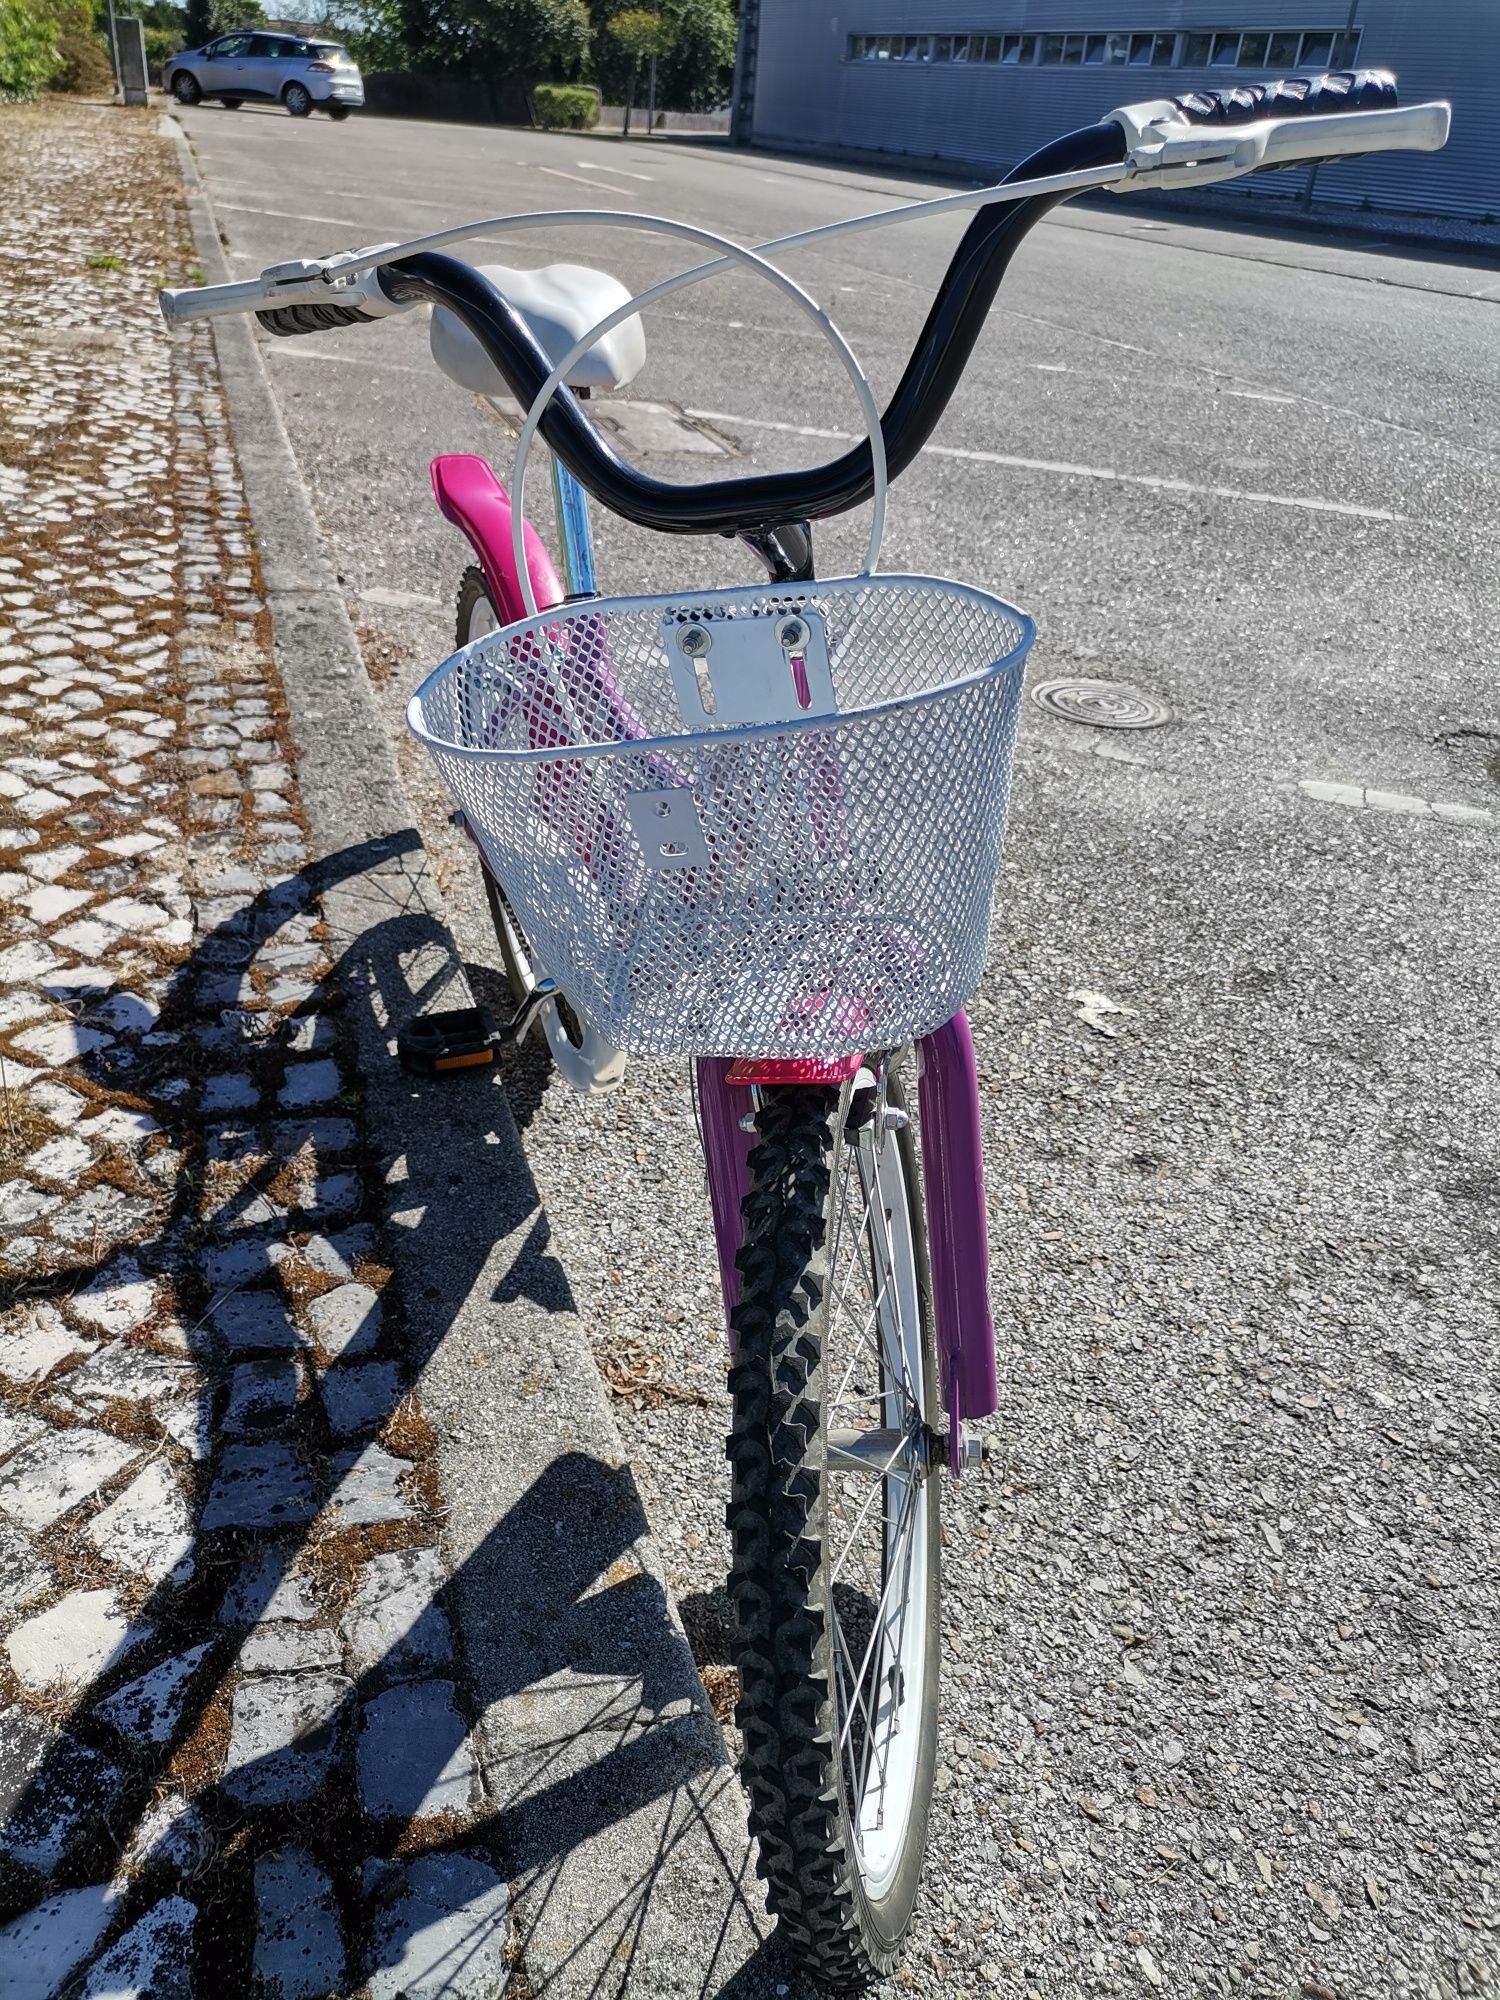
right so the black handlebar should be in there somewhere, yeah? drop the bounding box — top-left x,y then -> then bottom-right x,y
303,74 -> 1397,559
376,122 -> 1127,552
1170,66 -> 1397,127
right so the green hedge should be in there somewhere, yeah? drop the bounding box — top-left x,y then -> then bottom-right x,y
532,81 -> 599,130
1,0 -> 63,96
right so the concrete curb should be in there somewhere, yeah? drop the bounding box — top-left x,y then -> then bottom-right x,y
163,114 -> 771,1997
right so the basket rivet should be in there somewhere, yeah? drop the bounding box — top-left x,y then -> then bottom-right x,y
677,624 -> 712,659
775,615 -> 809,652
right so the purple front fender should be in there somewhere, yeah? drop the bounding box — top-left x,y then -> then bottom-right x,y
695,1013 -> 997,1445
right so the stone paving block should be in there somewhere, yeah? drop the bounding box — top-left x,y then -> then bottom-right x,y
97,1641 -> 214,1748
63,1342 -> 191,1407
202,1443 -> 317,1531
210,1188 -> 286,1237
341,1547 -> 452,1682
0,1404 -> 46,1461
156,1392 -> 214,1461
71,1255 -> 159,1335
319,1360 -> 401,1439
79,1105 -> 159,1147
222,1672 -> 352,1806
210,1288 -> 301,1352
356,1682 -> 477,1821
284,1015 -> 336,1053
0,1428 -> 140,1531
240,1623 -> 341,1674
306,1283 -> 382,1359
279,1059 -> 341,1109
120,1795 -> 212,1879
326,1444 -> 412,1526
80,1892 -> 195,2000
0,1519 -> 53,1615
299,1226 -> 375,1279
202,1238 -> 282,1291
7,1589 -> 149,1694
0,1885 -> 118,2000
13,1019 -> 113,1065
85,1459 -> 196,1586
23,1131 -> 94,1182
306,1172 -> 360,1221
225,1359 -> 302,1434
220,1549 -> 320,1626
0,1709 -> 124,1874
252,1846 -> 347,2000
201,1071 -> 260,1113
363,1852 -> 510,2000
274,1117 -> 356,1155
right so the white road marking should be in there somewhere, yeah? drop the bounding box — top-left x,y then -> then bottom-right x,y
684,407 -> 1406,523
535,165 -> 636,197
262,344 -> 431,374
579,160 -> 654,181
1226,389 -> 1298,405
361,586 -> 442,610
215,202 -> 360,228
1299,779 -> 1493,825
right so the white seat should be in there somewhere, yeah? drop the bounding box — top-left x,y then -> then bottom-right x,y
429,261 -> 646,398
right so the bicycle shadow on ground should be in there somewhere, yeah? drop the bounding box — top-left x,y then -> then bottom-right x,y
0,830 -> 779,1995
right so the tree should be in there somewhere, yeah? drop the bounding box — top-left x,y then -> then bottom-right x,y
454,0 -> 589,78
182,0 -> 263,44
607,6 -> 672,133
588,0 -> 734,115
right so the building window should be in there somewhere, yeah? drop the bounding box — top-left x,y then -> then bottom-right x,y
844,27 -> 1360,73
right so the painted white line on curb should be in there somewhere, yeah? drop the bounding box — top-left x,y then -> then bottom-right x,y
1299,779 -> 1494,826
684,408 -> 1406,523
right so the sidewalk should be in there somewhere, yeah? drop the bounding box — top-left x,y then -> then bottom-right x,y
1,95 -> 772,2000
0,99 -> 504,1996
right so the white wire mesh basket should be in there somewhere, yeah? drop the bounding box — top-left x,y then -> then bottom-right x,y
408,574 -> 1033,1059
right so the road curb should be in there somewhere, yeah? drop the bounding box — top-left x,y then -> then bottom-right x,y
163,112 -> 771,1997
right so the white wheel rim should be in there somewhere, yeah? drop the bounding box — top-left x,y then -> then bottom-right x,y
465,590 -> 499,645
824,1085 -> 931,1903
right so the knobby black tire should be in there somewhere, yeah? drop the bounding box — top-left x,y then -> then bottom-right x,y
727,1081 -> 941,1989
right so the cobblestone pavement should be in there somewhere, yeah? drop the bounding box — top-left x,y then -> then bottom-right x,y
0,103 -> 509,1997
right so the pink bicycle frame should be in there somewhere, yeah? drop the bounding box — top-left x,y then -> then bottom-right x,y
431,450 -> 1000,1461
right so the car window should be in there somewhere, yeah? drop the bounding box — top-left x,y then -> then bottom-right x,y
311,43 -> 350,61
244,35 -> 275,55
212,34 -> 251,56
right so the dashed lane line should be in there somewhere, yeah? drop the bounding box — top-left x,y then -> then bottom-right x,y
684,406 -> 1407,523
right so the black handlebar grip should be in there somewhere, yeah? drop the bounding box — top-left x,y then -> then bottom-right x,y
256,301 -> 379,337
1171,67 -> 1398,127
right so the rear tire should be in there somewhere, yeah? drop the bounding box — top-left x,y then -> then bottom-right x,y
220,97 -> 241,108
326,104 -> 352,120
728,1076 -> 941,1989
171,72 -> 201,105
283,82 -> 312,116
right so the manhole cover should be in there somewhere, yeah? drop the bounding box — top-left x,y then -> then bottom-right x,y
1029,678 -> 1173,730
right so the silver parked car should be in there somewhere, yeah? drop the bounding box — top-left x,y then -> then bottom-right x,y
165,33 -> 364,119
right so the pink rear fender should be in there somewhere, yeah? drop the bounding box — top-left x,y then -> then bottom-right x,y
429,453 -> 564,626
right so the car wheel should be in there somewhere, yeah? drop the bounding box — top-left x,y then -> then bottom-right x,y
326,104 -> 351,120
171,71 -> 202,105
282,82 -> 312,117
220,97 -> 242,109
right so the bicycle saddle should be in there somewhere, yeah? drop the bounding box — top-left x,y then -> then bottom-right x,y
429,260 -> 646,396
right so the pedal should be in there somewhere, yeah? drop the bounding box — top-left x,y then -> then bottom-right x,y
397,1005 -> 501,1077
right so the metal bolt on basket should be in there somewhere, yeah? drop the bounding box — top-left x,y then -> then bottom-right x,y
408,574 -> 1033,1059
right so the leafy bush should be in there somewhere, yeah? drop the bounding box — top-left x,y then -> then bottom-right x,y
143,23 -> 180,69
51,1 -> 113,93
0,0 -> 62,96
532,80 -> 599,128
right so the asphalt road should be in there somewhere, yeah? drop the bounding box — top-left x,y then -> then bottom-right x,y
174,102 -> 1499,2000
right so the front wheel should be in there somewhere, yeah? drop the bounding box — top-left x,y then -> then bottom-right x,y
283,82 -> 312,116
171,71 -> 201,104
220,97 -> 242,108
728,1075 -> 941,1988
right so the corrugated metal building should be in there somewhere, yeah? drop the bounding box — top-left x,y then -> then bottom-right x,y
735,2 -> 1497,222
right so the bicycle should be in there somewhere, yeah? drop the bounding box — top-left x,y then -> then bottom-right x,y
162,69 -> 1447,1986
